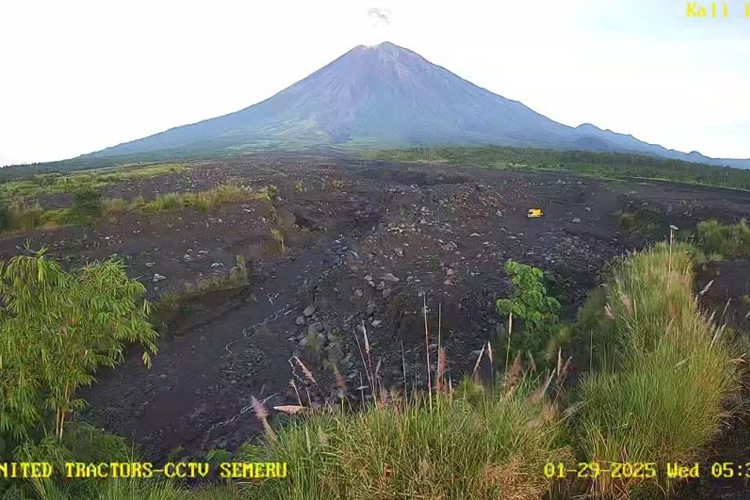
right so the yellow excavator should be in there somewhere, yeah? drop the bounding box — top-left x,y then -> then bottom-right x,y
527,208 -> 543,218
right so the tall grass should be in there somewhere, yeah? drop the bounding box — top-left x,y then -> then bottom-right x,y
0,164 -> 189,206
140,184 -> 275,213
0,184 -> 276,234
239,384 -> 571,500
695,219 -> 750,259
571,243 -> 742,497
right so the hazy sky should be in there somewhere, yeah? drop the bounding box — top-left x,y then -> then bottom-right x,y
1,0 -> 749,166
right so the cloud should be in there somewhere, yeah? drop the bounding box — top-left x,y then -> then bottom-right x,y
367,7 -> 391,25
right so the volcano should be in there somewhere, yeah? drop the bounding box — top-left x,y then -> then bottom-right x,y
84,42 -> 749,168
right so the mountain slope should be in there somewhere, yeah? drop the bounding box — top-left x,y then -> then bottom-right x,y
84,42 -> 750,168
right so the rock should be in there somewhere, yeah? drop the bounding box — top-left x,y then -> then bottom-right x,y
299,336 -> 309,348
211,262 -> 224,268
354,288 -> 364,297
371,319 -> 383,328
572,217 -> 581,223
383,273 -> 400,283
152,274 -> 166,282
441,241 -> 458,252
376,280 -> 386,291
469,233 -> 480,237
382,287 -> 392,298
366,301 -> 376,316
393,247 -> 404,257
145,262 -> 155,268
303,305 -> 316,317
295,315 -> 306,326
317,334 -> 328,349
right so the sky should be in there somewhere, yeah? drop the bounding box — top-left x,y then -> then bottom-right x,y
1,0 -> 749,166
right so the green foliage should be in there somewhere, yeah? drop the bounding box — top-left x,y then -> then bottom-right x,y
369,146 -> 750,191
293,181 -> 305,193
496,260 -> 561,330
571,243 -> 741,497
0,164 -> 189,207
496,260 -> 561,358
150,258 -> 251,334
238,385 -> 571,500
0,201 -> 8,232
0,250 -> 158,444
140,183 -> 267,214
695,219 -> 750,258
70,185 -> 103,222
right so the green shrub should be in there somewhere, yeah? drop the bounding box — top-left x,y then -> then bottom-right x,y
102,197 -> 130,215
9,205 -> 43,231
0,250 -> 157,444
695,219 -> 750,258
71,185 -> 103,221
496,260 -> 561,360
0,201 -> 8,231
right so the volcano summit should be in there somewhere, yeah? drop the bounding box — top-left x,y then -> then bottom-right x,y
84,42 -> 749,168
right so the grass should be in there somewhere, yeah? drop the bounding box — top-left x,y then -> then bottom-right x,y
0,184 -> 277,235
569,243 -> 742,497
237,382 -> 572,500
694,219 -> 750,259
141,184 -> 277,214
150,255 -> 251,333
0,163 -> 189,206
367,146 -> 750,191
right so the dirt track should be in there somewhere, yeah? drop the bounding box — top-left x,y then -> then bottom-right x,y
4,157 -> 750,496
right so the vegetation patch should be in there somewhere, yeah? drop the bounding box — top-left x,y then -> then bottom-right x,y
140,183 -> 272,213
694,219 -> 750,259
0,184 -> 278,235
0,163 -> 189,206
569,243 -> 741,497
150,255 -> 251,334
238,385 -> 572,500
0,243 -> 743,499
368,146 -> 750,191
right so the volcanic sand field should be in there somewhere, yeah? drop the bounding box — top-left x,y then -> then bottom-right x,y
3,156 -> 750,470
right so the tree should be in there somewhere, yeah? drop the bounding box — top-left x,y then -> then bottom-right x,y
0,250 -> 157,444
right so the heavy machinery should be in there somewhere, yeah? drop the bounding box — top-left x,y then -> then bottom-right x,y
527,208 -> 543,218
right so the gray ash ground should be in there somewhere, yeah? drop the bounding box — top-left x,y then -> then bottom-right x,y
3,156 -> 750,497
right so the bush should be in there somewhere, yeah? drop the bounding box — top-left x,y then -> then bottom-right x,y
0,250 -> 157,445
695,219 -> 750,258
71,185 -> 103,221
496,260 -> 561,360
0,201 -> 8,231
